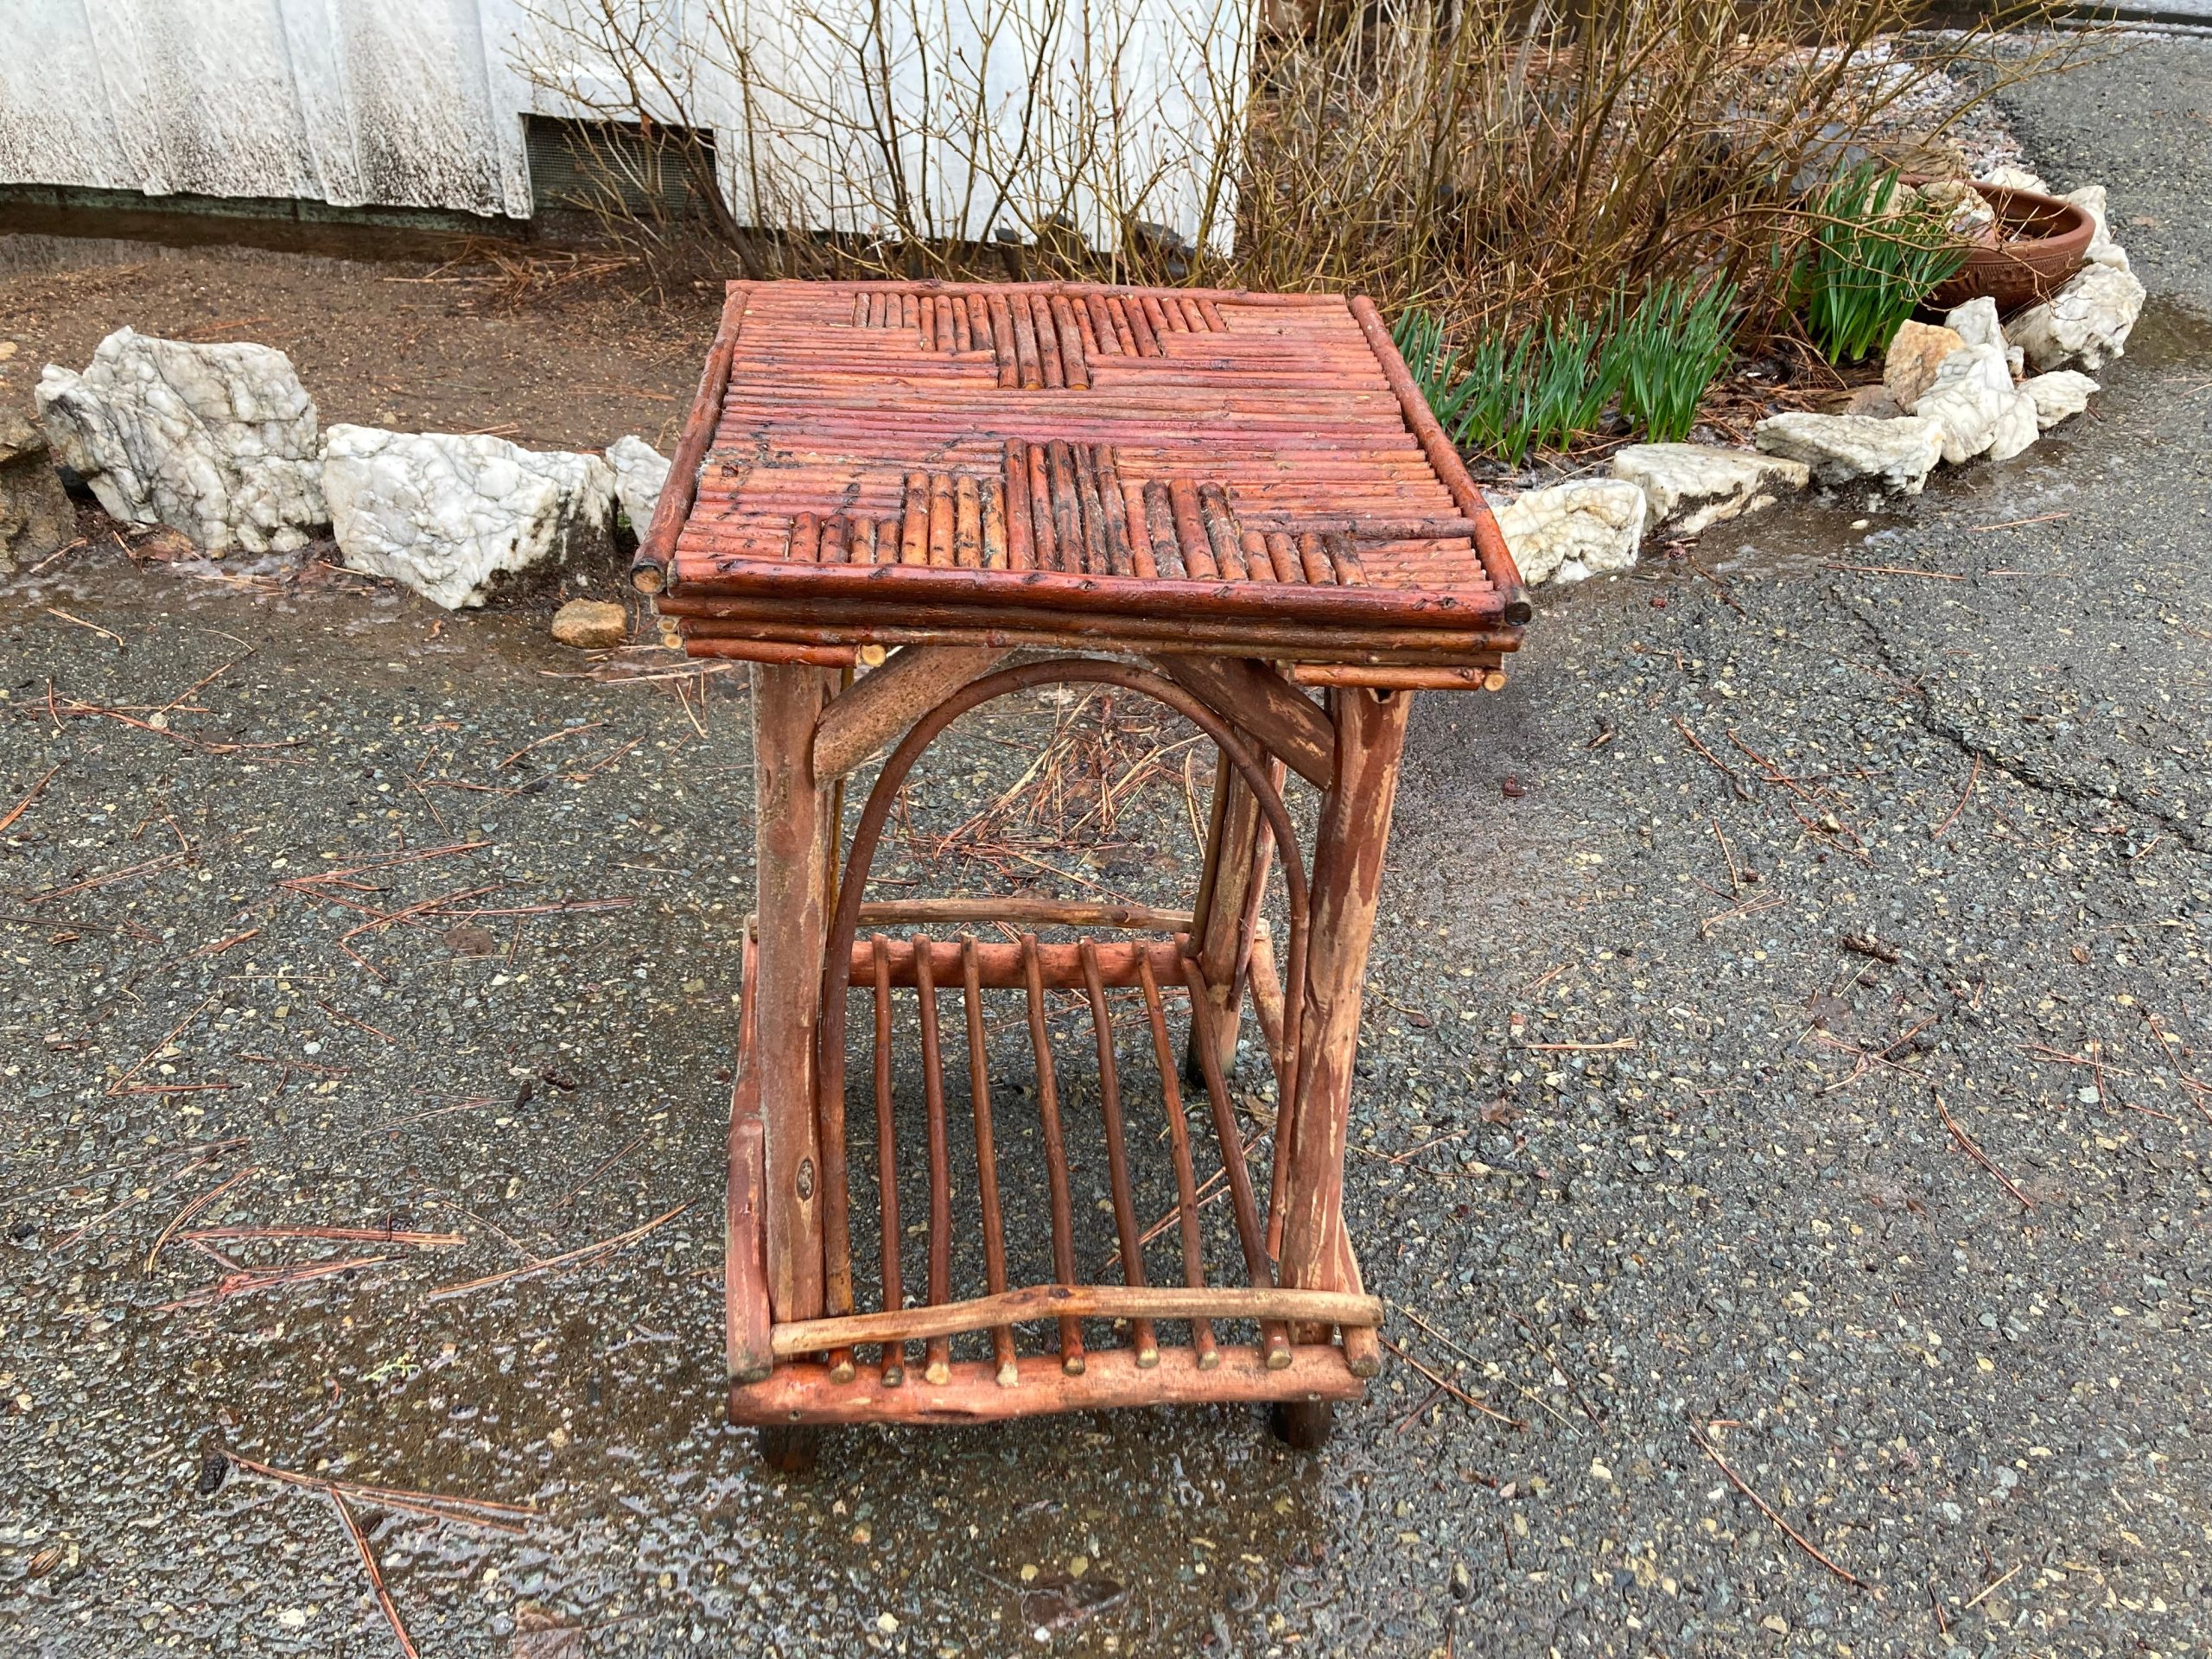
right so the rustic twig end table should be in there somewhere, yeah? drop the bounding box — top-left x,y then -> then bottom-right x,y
634,279 -> 1527,1469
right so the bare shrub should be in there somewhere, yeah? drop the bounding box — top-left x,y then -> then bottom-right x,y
511,0 -> 2079,340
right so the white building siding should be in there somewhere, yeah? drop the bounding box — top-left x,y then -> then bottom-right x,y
0,0 -> 1245,247
0,1 -> 533,217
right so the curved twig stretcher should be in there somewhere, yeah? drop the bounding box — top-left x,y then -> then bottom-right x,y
635,280 -> 1527,1465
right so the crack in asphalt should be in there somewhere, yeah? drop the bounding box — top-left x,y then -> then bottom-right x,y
1839,594 -> 2212,860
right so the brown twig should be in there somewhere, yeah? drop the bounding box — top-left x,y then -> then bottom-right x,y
317,999 -> 395,1043
1968,512 -> 2069,533
1690,1425 -> 1867,1589
181,1226 -> 465,1247
108,994 -> 219,1096
157,1254 -> 397,1310
1821,562 -> 1965,582
1377,1337 -> 1524,1428
547,1133 -> 648,1210
330,1488 -> 419,1659
224,1449 -> 536,1527
45,607 -> 127,647
277,841 -> 492,888
424,1204 -> 690,1301
145,1165 -> 261,1269
0,764 -> 61,836
1672,716 -> 1751,801
1934,1092 -> 2032,1210
23,847 -> 196,907
1929,753 -> 1980,841
497,721 -> 607,770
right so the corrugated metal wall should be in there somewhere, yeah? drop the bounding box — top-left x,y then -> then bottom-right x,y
0,1 -> 532,217
0,0 -> 1248,248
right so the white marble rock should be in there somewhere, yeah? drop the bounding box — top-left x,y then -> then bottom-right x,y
2019,371 -> 2099,430
1976,165 -> 2050,195
1914,342 -> 2039,465
1942,297 -> 2005,353
605,435 -> 671,537
2063,184 -> 2129,273
1608,444 -> 1809,537
1751,412 -> 1946,495
1491,479 -> 1647,587
323,426 -> 615,609
35,327 -> 326,554
2010,263 -> 2145,373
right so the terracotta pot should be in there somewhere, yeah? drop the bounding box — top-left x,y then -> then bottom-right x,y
1928,182 -> 2093,314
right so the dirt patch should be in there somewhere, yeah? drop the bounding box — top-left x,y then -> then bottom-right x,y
0,235 -> 721,457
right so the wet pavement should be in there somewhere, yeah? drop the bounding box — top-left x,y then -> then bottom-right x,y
6,36 -> 2212,1659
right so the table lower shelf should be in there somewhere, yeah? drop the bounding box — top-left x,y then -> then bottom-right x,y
728,1341 -> 1363,1427
726,920 -> 1381,1426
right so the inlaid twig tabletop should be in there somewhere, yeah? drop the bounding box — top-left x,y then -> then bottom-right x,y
635,279 -> 1528,690
633,280 -> 1528,1468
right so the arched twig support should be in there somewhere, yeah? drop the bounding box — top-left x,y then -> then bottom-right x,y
813,658 -> 1311,1320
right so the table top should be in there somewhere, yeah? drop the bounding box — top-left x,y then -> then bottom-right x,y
638,280 -> 1528,680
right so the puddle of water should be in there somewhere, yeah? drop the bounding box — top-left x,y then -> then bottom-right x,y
1649,294 -> 2212,584
2115,293 -> 2212,372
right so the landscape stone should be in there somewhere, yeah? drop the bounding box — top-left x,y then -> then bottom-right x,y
1751,412 -> 1946,494
0,411 -> 73,573
1942,297 -> 2005,353
2020,370 -> 2099,429
1918,179 -> 1997,242
1844,385 -> 1904,419
1608,443 -> 1809,537
35,327 -> 326,554
1976,164 -> 2050,194
1915,342 -> 2039,464
2063,184 -> 2129,271
605,435 -> 671,537
1491,479 -> 1646,586
323,426 -> 615,609
1883,321 -> 1967,413
551,598 -> 629,649
2010,263 -> 2145,372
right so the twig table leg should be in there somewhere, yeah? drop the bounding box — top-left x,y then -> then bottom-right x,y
1278,688 -> 1413,1338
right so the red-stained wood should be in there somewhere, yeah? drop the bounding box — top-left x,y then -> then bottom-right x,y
1137,952 -> 1219,1370
685,624 -> 1501,673
658,555 -> 1512,629
853,935 -> 1187,989
1245,916 -> 1290,1092
752,662 -> 841,1325
729,1344 -> 1363,1426
1277,686 -> 1413,1330
684,639 -> 859,667
1022,935 -> 1085,1374
769,1283 -> 1380,1357
912,936 -> 955,1384
1187,740 -> 1267,1077
632,283 -> 747,594
726,921 -> 772,1383
1292,664 -> 1509,691
869,936 -> 905,1386
1155,656 -> 1334,789
810,645 -> 1011,781
1081,941 -> 1158,1366
1180,947 -> 1294,1370
961,938 -> 1019,1386
857,896 -> 1192,932
1346,291 -> 1529,624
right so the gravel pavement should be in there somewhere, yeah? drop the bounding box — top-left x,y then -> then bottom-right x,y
4,38 -> 2211,1659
